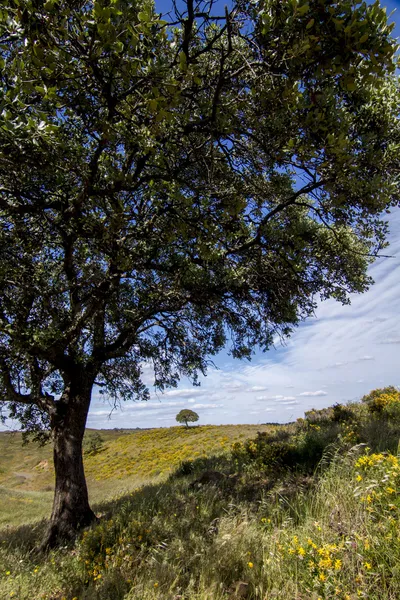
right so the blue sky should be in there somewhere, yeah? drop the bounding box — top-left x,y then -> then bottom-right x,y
83,0 -> 400,430
87,209 -> 400,428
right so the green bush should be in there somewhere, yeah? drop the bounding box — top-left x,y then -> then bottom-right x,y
84,432 -> 105,456
361,386 -> 400,414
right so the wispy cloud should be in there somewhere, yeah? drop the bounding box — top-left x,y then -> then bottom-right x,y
162,388 -> 204,398
190,403 -> 223,409
299,391 -> 328,397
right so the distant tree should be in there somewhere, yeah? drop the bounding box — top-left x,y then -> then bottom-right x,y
176,409 -> 199,429
0,0 -> 399,549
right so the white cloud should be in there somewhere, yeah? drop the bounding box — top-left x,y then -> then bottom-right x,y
163,388 -> 204,398
249,385 -> 269,392
299,390 -> 328,397
222,381 -> 245,391
191,403 -> 223,409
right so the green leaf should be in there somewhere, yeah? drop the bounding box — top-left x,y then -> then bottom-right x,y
44,0 -> 57,10
138,11 -> 150,22
343,77 -> 356,91
306,18 -> 314,30
148,99 -> 158,112
297,4 -> 310,16
179,51 -> 187,72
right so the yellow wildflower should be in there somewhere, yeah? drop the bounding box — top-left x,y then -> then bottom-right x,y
364,562 -> 372,570
319,557 -> 332,569
248,562 -> 254,568
334,559 -> 342,570
319,573 -> 326,582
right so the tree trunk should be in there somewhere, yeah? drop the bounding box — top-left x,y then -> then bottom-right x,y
40,374 -> 97,551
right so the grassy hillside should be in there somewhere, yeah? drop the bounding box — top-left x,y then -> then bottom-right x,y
1,387 -> 400,600
0,424 -> 275,528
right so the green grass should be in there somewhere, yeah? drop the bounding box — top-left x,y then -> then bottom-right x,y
1,389 -> 400,599
0,424 -> 274,528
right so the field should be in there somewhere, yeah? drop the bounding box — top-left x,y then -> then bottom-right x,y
1,387 -> 400,600
0,424 -> 274,528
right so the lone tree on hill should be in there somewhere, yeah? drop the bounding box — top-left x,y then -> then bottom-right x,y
176,409 -> 199,428
0,0 -> 399,548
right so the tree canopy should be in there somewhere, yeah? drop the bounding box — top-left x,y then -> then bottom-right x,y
0,0 -> 399,546
176,409 -> 199,427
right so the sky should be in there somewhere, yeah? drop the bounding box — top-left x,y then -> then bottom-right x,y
87,210 -> 400,429
84,0 -> 400,430
2,1 -> 400,433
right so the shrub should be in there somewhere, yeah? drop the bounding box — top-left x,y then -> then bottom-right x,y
361,386 -> 400,414
331,403 -> 354,423
84,432 -> 105,456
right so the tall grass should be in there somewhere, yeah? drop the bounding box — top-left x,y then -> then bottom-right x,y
1,387 -> 399,600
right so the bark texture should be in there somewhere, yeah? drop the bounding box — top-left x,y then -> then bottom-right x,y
40,377 -> 97,550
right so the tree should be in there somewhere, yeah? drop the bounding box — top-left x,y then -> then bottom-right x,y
0,0 -> 399,548
176,409 -> 199,428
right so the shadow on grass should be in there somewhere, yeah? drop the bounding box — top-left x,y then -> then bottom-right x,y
0,448 -> 261,558
0,416 -> 365,558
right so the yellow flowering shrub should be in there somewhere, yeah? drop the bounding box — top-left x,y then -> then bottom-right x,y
361,386 -> 400,415
354,452 -> 400,518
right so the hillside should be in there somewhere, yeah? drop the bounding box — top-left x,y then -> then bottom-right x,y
0,424 -> 275,528
1,388 -> 400,600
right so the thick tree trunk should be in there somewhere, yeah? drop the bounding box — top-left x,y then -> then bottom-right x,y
40,374 -> 97,551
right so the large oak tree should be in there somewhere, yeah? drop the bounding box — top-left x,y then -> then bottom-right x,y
0,0 -> 399,548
